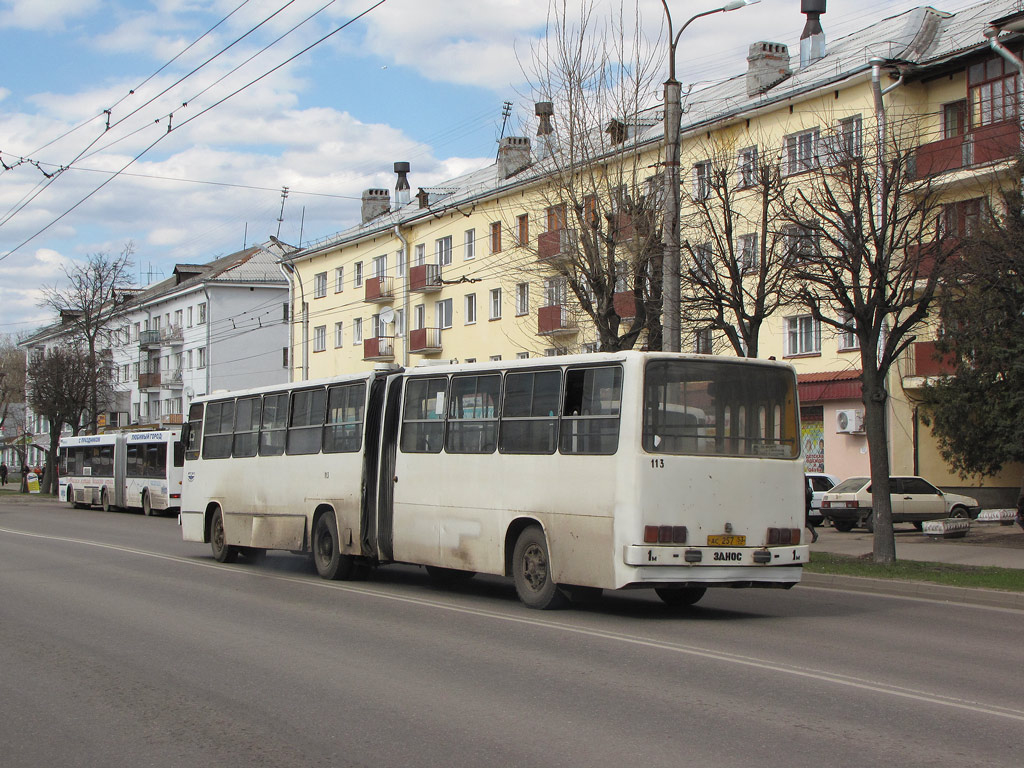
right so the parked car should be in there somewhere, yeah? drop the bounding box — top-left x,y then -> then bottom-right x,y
805,472 -> 840,526
820,476 -> 980,532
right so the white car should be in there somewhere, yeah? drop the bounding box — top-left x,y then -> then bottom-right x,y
805,473 -> 840,526
820,475 -> 980,532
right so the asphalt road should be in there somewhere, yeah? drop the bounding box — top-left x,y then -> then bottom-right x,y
1,497 -> 1021,768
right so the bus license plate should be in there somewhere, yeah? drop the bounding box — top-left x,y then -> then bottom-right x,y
707,535 -> 745,546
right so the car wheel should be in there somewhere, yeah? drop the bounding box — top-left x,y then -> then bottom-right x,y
833,520 -> 856,533
948,506 -> 969,519
864,512 -> 874,533
912,521 -> 924,531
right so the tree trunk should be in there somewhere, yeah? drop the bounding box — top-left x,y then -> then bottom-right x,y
862,368 -> 896,563
44,427 -> 61,496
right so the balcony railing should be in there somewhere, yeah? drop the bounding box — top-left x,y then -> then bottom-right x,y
139,329 -> 161,347
161,413 -> 183,425
161,325 -> 183,344
363,335 -> 396,361
365,276 -> 395,302
538,228 -> 577,263
915,121 -> 1020,178
903,340 -> 956,380
138,372 -> 162,389
538,304 -> 578,335
410,264 -> 442,293
409,327 -> 442,353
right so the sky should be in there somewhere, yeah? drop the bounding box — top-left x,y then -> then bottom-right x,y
0,0 -> 994,336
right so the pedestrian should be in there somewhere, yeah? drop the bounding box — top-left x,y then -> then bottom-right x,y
0,462 -> 7,486
805,477 -> 819,543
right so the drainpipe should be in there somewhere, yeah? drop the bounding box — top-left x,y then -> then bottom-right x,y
985,26 -> 1024,154
869,58 -> 904,470
202,285 -> 212,395
394,224 -> 410,367
278,260 -> 296,383
281,261 -> 308,381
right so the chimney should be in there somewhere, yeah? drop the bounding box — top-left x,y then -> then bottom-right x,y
535,102 -> 555,159
393,161 -> 411,209
497,136 -> 532,179
361,188 -> 390,223
800,0 -> 826,69
746,42 -> 792,97
417,188 -> 430,208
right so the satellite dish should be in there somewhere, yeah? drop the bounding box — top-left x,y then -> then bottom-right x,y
379,307 -> 396,325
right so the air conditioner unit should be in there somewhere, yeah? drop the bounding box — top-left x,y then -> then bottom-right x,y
836,408 -> 864,434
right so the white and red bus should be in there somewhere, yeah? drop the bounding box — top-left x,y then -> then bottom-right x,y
59,430 -> 184,516
179,352 -> 807,609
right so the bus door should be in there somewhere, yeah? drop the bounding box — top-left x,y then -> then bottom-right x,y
360,375 -> 388,560
113,434 -> 127,508
375,375 -> 404,562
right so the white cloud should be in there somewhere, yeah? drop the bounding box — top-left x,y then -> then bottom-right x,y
0,0 -> 101,30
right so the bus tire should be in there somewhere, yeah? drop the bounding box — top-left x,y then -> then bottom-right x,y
312,512 -> 357,580
655,586 -> 706,608
142,491 -> 153,517
101,489 -> 111,513
210,508 -> 238,563
512,525 -> 567,610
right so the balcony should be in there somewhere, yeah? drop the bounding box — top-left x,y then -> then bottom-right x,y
139,329 -> 161,348
139,372 -> 162,389
915,122 -> 1020,178
905,238 -> 960,280
160,413 -> 183,425
610,212 -> 634,242
164,368 -> 183,388
538,304 -> 578,336
410,264 -> 442,293
160,325 -> 183,345
902,340 -> 956,390
613,291 -> 636,319
538,228 -> 577,264
363,335 -> 396,361
409,327 -> 442,354
365,276 -> 395,303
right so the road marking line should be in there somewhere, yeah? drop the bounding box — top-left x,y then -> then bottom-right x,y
3,524 -> 1023,723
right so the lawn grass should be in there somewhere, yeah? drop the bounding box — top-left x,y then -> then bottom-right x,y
807,552 -> 1024,592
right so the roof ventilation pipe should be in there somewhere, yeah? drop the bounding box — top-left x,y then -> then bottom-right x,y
535,101 -> 555,159
800,0 -> 826,69
393,162 -> 411,210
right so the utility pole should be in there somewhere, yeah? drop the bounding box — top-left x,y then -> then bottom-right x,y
276,186 -> 290,238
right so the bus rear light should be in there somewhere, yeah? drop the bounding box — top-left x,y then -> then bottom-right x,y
767,528 -> 801,545
170,493 -> 180,499
644,525 -> 687,544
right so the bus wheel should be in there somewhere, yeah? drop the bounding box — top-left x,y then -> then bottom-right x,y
142,491 -> 153,517
312,513 -> 357,580
512,526 -> 567,610
425,565 -> 476,584
210,508 -> 238,563
101,489 -> 111,513
655,587 -> 706,608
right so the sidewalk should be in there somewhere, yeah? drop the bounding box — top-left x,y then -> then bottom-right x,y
803,521 -> 1024,609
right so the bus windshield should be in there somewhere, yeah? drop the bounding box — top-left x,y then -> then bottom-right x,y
643,359 -> 799,458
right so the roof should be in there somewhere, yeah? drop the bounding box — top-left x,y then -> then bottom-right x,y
798,369 -> 864,402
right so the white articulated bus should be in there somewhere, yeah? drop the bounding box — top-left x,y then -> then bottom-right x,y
59,430 -> 184,516
179,352 -> 808,609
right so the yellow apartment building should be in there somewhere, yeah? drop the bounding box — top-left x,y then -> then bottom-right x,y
282,0 -> 1024,504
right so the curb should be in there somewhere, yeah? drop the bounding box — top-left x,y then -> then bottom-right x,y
801,571 -> 1024,609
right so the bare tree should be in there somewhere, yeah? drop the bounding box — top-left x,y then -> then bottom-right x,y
680,138 -> 791,357
782,112 -> 955,563
39,244 -> 135,432
0,335 -> 26,431
26,346 -> 92,495
515,0 -> 664,352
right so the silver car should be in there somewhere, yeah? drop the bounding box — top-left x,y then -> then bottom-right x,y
820,476 -> 980,532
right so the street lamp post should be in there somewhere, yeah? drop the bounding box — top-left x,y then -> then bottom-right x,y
661,0 -> 759,352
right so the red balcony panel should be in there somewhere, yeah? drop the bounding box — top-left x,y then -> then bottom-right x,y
906,238 -> 960,280
409,327 -> 442,353
613,291 -> 636,318
538,304 -> 577,334
139,372 -> 161,389
365,276 -> 394,302
611,213 -> 634,241
363,336 -> 395,360
410,264 -> 441,292
915,135 -> 963,177
538,228 -> 577,262
972,121 -> 1020,165
913,340 -> 955,377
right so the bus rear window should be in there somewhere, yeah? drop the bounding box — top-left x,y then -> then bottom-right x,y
643,360 -> 798,458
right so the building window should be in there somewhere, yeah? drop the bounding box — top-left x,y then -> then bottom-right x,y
394,308 -> 405,338
516,352 -> 530,359
174,309 -> 183,328
785,315 -> 821,356
490,221 -> 502,253
464,229 -> 475,260
838,312 -> 859,351
738,233 -> 758,273
335,266 -> 344,292
283,303 -> 289,322
693,159 -> 712,199
784,128 -> 819,175
785,223 -> 818,261
516,214 -> 529,246
693,243 -> 713,275
335,321 -> 344,348
836,115 -> 863,160
413,304 -> 425,331
314,272 -> 327,298
490,355 -> 502,362
373,254 -> 387,278
185,352 -> 191,371
489,288 -> 502,320
465,294 -> 477,324
197,347 -> 207,368
198,302 -> 207,324
414,243 -> 425,267
546,204 -> 566,231
940,198 -> 983,238
943,100 -> 967,139
436,298 -> 453,329
969,56 -> 1019,128
515,283 -> 529,316
435,236 -> 452,267
283,347 -> 289,368
695,328 -> 713,355
396,248 -> 406,279
313,325 -> 326,352
353,262 -> 363,287
738,146 -> 758,188
352,318 -> 363,344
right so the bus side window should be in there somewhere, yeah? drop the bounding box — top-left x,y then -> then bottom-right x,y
203,400 -> 235,459
232,397 -> 260,458
446,374 -> 500,454
499,370 -> 559,455
260,393 -> 288,456
324,382 -> 365,453
287,388 -> 327,455
401,377 -> 447,454
185,403 -> 204,461
173,441 -> 185,467
560,366 -> 622,455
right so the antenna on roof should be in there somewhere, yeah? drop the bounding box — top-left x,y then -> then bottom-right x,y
276,186 -> 290,238
496,101 -> 513,159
